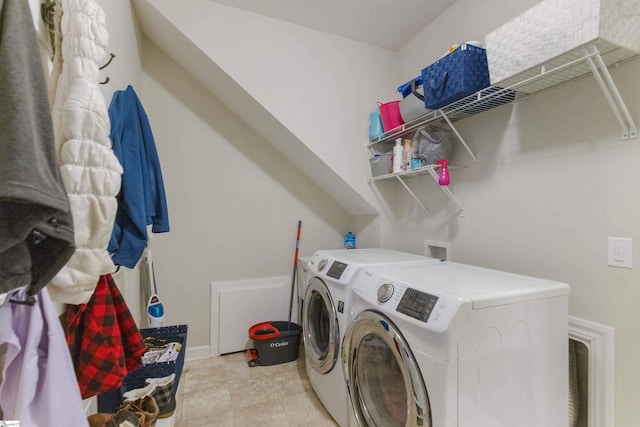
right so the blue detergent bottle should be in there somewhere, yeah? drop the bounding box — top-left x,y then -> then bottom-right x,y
344,232 -> 356,249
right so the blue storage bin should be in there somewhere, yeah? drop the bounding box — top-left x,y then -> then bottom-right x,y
123,324 -> 188,394
421,44 -> 490,109
98,324 -> 188,413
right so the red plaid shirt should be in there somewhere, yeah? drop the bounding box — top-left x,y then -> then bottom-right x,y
63,274 -> 146,399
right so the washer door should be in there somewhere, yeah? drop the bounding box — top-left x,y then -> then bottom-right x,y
342,310 -> 431,427
302,277 -> 340,374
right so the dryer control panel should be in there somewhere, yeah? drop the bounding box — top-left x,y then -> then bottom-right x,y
396,288 -> 439,323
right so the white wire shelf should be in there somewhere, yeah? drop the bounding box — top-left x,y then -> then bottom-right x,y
368,45 -> 638,148
368,87 -> 521,148
367,45 -> 638,217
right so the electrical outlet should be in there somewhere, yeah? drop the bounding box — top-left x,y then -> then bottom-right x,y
607,237 -> 632,269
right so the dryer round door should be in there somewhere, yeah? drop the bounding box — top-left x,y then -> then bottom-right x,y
303,277 -> 340,374
342,310 -> 431,427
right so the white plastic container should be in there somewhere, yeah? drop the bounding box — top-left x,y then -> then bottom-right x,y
392,138 -> 404,173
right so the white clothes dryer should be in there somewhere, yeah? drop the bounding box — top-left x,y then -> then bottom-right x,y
303,249 -> 437,427
342,261 -> 570,427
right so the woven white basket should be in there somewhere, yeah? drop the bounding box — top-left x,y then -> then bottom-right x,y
485,0 -> 640,91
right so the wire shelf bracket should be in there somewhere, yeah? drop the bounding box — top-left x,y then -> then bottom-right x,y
583,46 -> 637,140
427,167 -> 465,217
367,165 -> 465,216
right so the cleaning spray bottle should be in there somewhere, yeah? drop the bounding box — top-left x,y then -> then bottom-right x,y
437,159 -> 450,186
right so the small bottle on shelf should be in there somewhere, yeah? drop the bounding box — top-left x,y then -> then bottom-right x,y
437,159 -> 450,186
404,139 -> 412,170
392,138 -> 403,173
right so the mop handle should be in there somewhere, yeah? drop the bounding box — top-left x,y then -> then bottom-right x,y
293,220 -> 301,266
147,247 -> 158,294
287,220 -> 302,326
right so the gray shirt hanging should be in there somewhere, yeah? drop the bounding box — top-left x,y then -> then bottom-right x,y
0,0 -> 75,294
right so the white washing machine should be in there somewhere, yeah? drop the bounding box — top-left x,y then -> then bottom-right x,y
303,249 -> 438,427
342,261 -> 570,427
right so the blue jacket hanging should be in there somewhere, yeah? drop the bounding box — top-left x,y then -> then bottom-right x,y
108,85 -> 169,268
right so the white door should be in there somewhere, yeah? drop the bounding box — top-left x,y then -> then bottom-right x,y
342,310 -> 431,427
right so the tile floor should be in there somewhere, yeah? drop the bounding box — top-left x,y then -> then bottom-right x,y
173,349 -> 339,427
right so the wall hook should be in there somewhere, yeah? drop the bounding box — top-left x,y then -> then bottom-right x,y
99,53 -> 116,70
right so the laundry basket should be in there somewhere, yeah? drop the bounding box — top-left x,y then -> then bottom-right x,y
247,321 -> 302,367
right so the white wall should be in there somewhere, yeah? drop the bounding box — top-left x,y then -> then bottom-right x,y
142,0 -> 396,202
138,40 -> 350,347
393,0 -> 640,424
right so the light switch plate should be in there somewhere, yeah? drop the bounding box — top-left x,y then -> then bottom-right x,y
607,237 -> 632,269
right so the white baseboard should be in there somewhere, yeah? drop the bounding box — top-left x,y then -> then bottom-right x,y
185,345 -> 211,361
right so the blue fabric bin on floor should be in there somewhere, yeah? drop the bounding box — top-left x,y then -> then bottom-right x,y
98,324 -> 188,413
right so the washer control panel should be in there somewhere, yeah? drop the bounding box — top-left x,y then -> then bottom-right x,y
396,288 -> 439,322
327,261 -> 348,279
352,270 -> 462,333
391,283 -> 459,332
307,252 -> 359,285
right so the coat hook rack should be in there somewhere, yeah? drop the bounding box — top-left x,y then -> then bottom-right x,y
99,53 -> 115,85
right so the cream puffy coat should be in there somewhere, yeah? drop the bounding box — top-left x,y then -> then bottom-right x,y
47,0 -> 123,304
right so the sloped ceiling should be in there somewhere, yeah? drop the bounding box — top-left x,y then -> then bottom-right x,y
206,0 -> 457,51
131,0 -> 455,216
